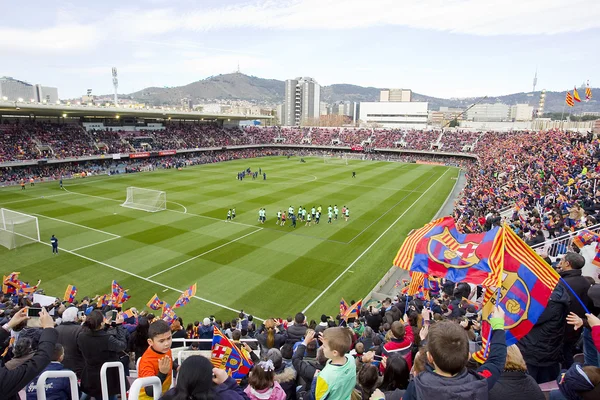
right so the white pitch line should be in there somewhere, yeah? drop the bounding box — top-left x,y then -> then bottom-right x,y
30,212 -> 121,238
0,192 -> 70,205
302,168 -> 450,314
346,171 -> 441,244
147,228 -> 263,279
69,236 -> 121,252
36,240 -> 265,321
169,201 -> 188,214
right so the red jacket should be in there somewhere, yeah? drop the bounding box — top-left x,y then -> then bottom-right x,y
592,326 -> 600,352
382,323 -> 414,371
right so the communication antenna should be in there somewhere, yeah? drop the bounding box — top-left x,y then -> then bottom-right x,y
112,67 -> 119,107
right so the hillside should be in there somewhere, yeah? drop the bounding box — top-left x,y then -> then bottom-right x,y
126,73 -> 599,113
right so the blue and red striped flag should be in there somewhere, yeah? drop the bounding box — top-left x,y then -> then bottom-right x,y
573,229 -> 600,248
146,294 -> 165,310
174,283 -> 197,308
393,216 -> 504,287
63,285 -> 77,303
473,226 -> 560,362
341,299 -> 363,320
211,325 -> 253,383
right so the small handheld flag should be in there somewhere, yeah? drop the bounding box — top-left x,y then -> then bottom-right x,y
63,285 -> 77,303
174,283 -> 197,308
146,294 -> 165,310
341,299 -> 363,321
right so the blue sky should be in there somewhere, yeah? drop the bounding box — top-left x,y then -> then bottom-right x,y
1,0 -> 599,99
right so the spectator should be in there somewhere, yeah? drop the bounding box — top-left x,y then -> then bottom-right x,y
518,284 -> 569,384
171,320 -> 187,348
488,345 -> 545,400
197,317 -> 213,350
128,317 -> 150,362
244,360 -> 287,400
25,343 -> 73,400
138,320 -> 173,400
257,319 -> 286,355
381,299 -> 401,325
292,330 -> 327,392
381,319 -> 414,370
287,312 -> 308,343
372,354 -> 410,400
55,306 -> 84,378
161,355 -> 247,400
77,310 -> 128,400
5,336 -> 35,370
555,364 -> 600,400
0,308 -> 57,400
558,252 -> 592,367
266,348 -> 297,400
402,307 -> 507,400
312,327 -> 356,400
354,363 -> 379,400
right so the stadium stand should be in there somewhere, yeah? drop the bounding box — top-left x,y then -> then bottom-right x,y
1,123 -> 600,399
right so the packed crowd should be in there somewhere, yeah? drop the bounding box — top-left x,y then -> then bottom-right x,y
454,130 -> 600,237
0,121 -> 489,164
2,259 -> 599,400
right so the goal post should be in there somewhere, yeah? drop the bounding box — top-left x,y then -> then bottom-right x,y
0,208 -> 41,250
323,154 -> 348,165
121,187 -> 167,213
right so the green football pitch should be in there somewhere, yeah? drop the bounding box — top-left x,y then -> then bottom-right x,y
0,156 -> 458,323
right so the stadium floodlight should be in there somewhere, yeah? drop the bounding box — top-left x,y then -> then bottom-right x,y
62,113 -> 67,118
56,100 -> 61,105
0,208 -> 41,250
17,98 -> 23,102
122,187 -> 167,213
2,96 -> 7,101
323,154 -> 349,165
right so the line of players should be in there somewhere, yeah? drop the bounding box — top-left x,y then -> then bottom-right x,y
273,205 -> 349,227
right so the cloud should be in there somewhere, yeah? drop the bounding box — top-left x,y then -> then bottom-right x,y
150,0 -> 600,36
0,24 -> 100,52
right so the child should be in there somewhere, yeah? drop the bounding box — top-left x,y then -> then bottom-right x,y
402,306 -> 507,400
313,327 -> 356,400
138,320 -> 173,400
244,360 -> 287,400
382,318 -> 414,371
26,344 -> 72,400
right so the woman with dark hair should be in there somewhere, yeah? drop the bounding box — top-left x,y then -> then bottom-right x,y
354,363 -> 379,399
77,310 -> 128,400
128,317 -> 149,362
4,337 -> 35,370
358,326 -> 375,351
171,320 -> 187,348
374,354 -> 410,400
161,355 -> 246,400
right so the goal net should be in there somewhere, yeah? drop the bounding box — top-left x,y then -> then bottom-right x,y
122,187 -> 167,212
323,154 -> 348,165
0,208 -> 40,250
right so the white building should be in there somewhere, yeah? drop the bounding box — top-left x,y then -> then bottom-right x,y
380,89 -> 412,102
358,102 -> 428,128
466,103 -> 510,122
282,77 -> 321,126
510,104 -> 534,121
0,77 -> 36,101
35,85 -> 59,103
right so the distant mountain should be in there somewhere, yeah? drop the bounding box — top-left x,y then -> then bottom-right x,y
125,73 -> 599,113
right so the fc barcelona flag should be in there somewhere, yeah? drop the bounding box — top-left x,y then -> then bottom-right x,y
340,298 -> 349,316
341,299 -> 363,320
146,294 -> 164,310
393,216 -> 504,287
63,285 -> 77,303
473,227 -> 559,362
573,229 -> 600,248
211,326 -> 253,383
174,283 -> 197,308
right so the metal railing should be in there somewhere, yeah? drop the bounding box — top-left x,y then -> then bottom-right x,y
35,370 -> 79,400
531,223 -> 600,258
127,377 -> 162,400
100,361 -> 128,400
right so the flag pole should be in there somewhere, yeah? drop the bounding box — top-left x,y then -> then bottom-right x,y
483,287 -> 502,358
559,277 -> 590,314
561,94 -> 567,122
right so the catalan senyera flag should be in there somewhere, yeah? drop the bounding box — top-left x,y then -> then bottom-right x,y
146,294 -> 165,310
472,226 -> 560,362
63,285 -> 77,303
586,81 -> 592,101
174,283 -> 197,308
573,87 -> 582,102
402,272 -> 426,296
211,326 -> 253,383
573,229 -> 600,248
393,216 -> 504,287
566,91 -> 575,107
341,299 -> 363,320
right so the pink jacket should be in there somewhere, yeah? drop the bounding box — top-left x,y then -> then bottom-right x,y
592,325 -> 600,352
244,381 -> 286,400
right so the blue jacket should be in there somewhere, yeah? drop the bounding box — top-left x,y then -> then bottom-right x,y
403,329 -> 507,400
26,362 -> 72,400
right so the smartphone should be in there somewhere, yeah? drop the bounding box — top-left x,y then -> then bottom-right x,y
27,307 -> 42,318
111,311 -> 118,321
77,311 -> 85,318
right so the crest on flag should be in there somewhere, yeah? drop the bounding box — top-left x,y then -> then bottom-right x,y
211,326 -> 253,383
146,294 -> 165,310
428,228 -> 481,268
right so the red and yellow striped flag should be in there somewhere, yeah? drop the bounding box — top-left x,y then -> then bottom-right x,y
586,81 -> 593,101
565,91 -> 574,107
573,87 -> 581,102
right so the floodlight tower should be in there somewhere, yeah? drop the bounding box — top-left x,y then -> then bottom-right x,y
112,67 -> 119,107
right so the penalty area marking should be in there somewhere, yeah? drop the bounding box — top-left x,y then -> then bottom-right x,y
30,212 -> 121,238
302,168 -> 450,314
69,236 -> 121,252
35,240 -> 265,321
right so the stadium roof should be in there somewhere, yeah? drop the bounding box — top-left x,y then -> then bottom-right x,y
0,100 -> 273,121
